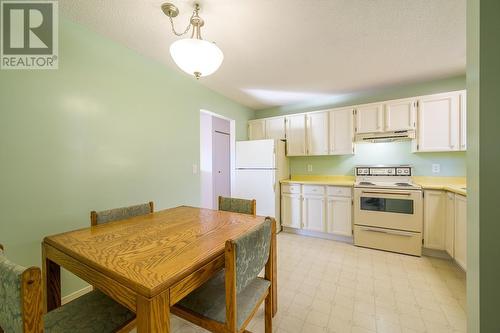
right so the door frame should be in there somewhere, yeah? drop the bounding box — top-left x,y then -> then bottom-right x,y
200,109 -> 236,209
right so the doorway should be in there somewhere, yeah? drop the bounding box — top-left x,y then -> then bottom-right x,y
199,110 -> 235,209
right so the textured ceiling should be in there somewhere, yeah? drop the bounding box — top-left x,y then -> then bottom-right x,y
60,0 -> 466,110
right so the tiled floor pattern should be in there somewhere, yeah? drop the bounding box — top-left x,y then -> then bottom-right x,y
167,232 -> 467,333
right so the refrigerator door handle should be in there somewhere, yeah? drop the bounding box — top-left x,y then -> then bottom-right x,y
272,173 -> 276,193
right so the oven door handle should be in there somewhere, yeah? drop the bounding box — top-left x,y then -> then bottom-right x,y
361,191 -> 412,196
361,227 -> 415,237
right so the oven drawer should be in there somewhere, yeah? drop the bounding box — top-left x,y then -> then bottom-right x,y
303,185 -> 325,195
327,186 -> 352,197
282,183 -> 301,194
354,225 -> 422,256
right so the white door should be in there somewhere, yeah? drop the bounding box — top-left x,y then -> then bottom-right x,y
423,190 -> 446,250
459,91 -> 467,151
233,169 -> 276,217
285,114 -> 306,156
307,112 -> 329,155
236,139 -> 275,169
384,98 -> 416,131
355,103 -> 384,133
417,92 -> 460,152
303,195 -> 325,232
281,193 -> 301,229
248,120 -> 266,140
213,131 -> 231,208
265,117 -> 286,140
454,194 -> 467,271
329,108 -> 354,155
445,192 -> 455,257
326,196 -> 352,236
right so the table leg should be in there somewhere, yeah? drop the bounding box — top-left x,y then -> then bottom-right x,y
137,291 -> 170,333
271,219 -> 278,316
42,243 -> 61,312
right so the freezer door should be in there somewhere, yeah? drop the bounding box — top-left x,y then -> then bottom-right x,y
233,169 -> 276,218
236,139 -> 275,169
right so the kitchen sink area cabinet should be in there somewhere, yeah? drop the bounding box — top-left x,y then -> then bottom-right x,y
454,194 -> 467,271
445,192 -> 455,257
302,194 -> 326,232
326,193 -> 352,236
281,193 -> 302,229
423,190 -> 446,250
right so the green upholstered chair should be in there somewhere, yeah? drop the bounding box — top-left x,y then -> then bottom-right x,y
90,201 -> 154,226
172,217 -> 275,333
0,244 -> 135,333
218,196 -> 256,216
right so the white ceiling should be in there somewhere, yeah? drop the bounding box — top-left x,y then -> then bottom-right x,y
60,0 -> 466,110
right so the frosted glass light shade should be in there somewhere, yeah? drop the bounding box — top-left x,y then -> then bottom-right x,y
169,38 -> 224,78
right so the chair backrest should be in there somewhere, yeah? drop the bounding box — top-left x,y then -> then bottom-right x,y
218,197 -> 256,216
90,201 -> 154,226
0,245 -> 43,333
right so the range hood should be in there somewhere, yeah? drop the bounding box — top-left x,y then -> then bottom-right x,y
355,130 -> 416,143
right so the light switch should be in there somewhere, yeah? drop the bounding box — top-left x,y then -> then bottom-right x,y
432,164 -> 440,174
307,164 -> 313,172
192,164 -> 198,174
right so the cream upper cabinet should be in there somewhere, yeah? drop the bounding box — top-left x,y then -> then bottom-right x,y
248,119 -> 266,140
266,117 -> 286,140
281,193 -> 302,229
355,103 -> 384,134
329,108 -> 354,155
306,112 -> 329,156
285,114 -> 307,156
326,195 -> 352,236
302,194 -> 326,232
459,91 -> 467,151
416,92 -> 460,152
384,98 -> 416,131
423,190 -> 446,250
445,192 -> 455,258
454,194 -> 467,271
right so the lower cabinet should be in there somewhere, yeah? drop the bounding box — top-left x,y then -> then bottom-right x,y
423,190 -> 446,250
445,192 -> 455,257
454,194 -> 467,270
281,184 -> 352,237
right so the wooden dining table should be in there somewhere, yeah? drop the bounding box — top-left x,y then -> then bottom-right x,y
41,206 -> 277,333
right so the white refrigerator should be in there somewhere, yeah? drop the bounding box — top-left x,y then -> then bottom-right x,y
233,139 -> 289,227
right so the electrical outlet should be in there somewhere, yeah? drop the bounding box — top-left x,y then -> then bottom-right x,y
307,164 -> 313,172
432,164 -> 440,174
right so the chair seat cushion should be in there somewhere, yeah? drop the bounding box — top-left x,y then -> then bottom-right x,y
44,290 -> 134,333
178,270 -> 270,329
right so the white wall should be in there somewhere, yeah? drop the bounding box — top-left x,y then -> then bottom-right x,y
200,112 -> 213,209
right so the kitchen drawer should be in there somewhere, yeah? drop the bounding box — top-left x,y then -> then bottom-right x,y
303,185 -> 325,195
354,225 -> 422,256
327,186 -> 352,197
281,183 -> 301,194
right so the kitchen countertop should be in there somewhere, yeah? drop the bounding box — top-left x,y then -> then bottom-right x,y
281,175 -> 467,196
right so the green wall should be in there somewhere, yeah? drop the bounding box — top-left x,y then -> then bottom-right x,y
254,77 -> 467,177
467,1 -> 500,331
290,142 -> 466,176
0,18 -> 253,296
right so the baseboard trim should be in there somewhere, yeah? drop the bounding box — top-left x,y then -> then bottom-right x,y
282,227 -> 353,244
422,247 -> 453,259
62,285 -> 93,305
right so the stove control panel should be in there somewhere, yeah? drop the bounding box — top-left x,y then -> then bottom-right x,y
355,166 -> 412,176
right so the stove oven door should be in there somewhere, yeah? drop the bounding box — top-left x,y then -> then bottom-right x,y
354,188 -> 423,232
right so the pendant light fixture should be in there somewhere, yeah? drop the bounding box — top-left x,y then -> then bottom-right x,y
162,3 -> 223,79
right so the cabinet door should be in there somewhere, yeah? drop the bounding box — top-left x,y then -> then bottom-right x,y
423,190 -> 446,250
281,193 -> 302,229
303,195 -> 325,232
417,93 -> 460,152
459,91 -> 467,151
266,117 -> 286,140
285,114 -> 307,156
307,112 -> 329,156
454,194 -> 467,271
384,99 -> 416,131
445,192 -> 455,257
329,108 -> 354,155
326,196 -> 352,236
248,120 -> 266,140
355,103 -> 384,133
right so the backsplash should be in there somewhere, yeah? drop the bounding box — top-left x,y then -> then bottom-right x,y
289,141 -> 466,176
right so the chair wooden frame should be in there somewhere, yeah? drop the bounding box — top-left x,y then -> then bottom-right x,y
171,219 -> 276,333
90,201 -> 154,226
0,244 -> 135,333
218,196 -> 257,217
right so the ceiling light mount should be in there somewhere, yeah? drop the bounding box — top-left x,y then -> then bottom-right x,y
162,2 -> 223,79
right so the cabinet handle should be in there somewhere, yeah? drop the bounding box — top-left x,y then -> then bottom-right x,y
361,227 -> 414,237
